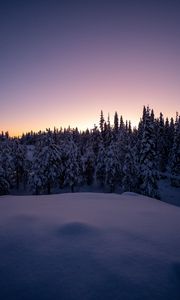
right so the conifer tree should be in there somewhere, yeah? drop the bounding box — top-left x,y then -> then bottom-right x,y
107,113 -> 111,130
119,115 -> 125,130
116,119 -> 128,184
156,112 -> 167,172
105,142 -> 119,192
82,145 -> 95,185
0,165 -> 9,195
0,139 -> 15,189
96,141 -> 106,186
139,107 -> 159,199
63,136 -> 81,192
128,121 -> 132,134
142,106 -> 147,124
30,134 -> 61,194
122,141 -> 138,192
170,114 -> 180,186
12,140 -> 26,189
114,111 -> 119,133
99,110 -> 105,133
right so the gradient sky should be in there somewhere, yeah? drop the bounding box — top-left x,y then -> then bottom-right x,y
0,0 -> 180,136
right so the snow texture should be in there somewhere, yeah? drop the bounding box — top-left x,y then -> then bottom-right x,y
0,192 -> 180,300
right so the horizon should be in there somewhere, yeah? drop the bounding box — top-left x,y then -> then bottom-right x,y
1,105 -> 179,138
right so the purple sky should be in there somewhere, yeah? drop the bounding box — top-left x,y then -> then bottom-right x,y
0,0 -> 179,135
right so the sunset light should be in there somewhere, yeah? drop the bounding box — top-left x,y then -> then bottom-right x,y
0,0 -> 179,136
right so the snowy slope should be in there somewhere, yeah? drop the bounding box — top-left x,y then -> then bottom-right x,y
0,192 -> 180,300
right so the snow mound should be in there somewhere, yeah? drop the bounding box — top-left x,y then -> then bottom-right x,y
56,222 -> 98,237
0,193 -> 180,300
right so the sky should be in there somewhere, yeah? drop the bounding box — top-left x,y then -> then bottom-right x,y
0,0 -> 180,136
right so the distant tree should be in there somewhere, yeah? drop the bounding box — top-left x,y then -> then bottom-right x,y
128,121 -> 132,134
122,141 -> 138,192
0,165 -> 9,195
156,112 -> 167,172
91,125 -> 102,156
150,109 -> 155,122
105,142 -> 119,192
12,140 -> 26,189
107,113 -> 111,130
30,134 -> 61,194
81,145 -> 95,185
0,139 -> 15,189
96,142 -> 106,186
163,117 -> 171,169
139,107 -> 160,199
99,110 -> 105,133
170,114 -> 180,186
63,136 -> 81,192
167,117 -> 175,168
113,111 -> 119,133
119,115 -> 125,130
142,105 -> 147,124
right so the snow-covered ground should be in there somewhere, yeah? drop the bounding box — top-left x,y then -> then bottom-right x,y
0,192 -> 180,300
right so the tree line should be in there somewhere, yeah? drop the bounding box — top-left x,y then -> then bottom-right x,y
0,106 -> 179,198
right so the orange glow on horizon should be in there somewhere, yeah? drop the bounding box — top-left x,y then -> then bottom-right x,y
3,108 -> 177,138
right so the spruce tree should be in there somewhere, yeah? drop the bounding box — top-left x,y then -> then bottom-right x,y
170,115 -> 180,186
156,112 -> 166,172
30,134 -> 61,194
99,110 -> 105,133
114,111 -> 119,133
119,115 -> 125,130
82,145 -> 95,186
12,140 -> 26,190
105,142 -> 119,192
0,165 -> 9,195
63,136 -> 81,192
139,107 -> 159,199
0,139 -> 15,189
122,140 -> 138,192
96,141 -> 106,186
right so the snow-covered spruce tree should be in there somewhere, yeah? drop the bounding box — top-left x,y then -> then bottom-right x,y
105,142 -> 120,192
104,119 -> 113,147
11,140 -> 26,190
23,145 -> 34,190
29,146 -> 44,194
56,140 -> 67,189
163,118 -> 172,171
155,112 -> 167,172
139,107 -> 160,199
170,114 -> 180,187
122,139 -> 138,192
115,118 -> 128,185
30,133 -> 61,194
90,125 -> 102,156
0,139 -> 15,189
63,136 -> 81,192
134,119 -> 144,175
0,165 -> 9,195
95,140 -> 106,187
81,144 -> 95,186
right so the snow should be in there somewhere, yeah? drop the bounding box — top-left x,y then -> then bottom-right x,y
0,192 -> 180,300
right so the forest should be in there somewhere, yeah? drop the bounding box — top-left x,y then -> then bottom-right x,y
0,106 -> 179,198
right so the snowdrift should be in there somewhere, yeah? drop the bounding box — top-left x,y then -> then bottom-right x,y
0,192 -> 180,300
